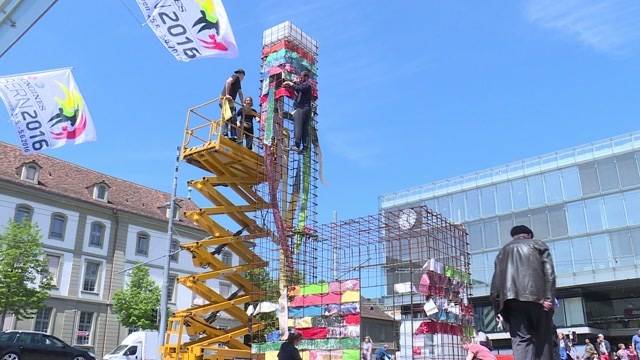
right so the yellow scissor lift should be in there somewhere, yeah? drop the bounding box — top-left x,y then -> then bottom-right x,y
162,98 -> 269,360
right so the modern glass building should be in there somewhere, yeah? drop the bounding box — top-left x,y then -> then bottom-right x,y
380,131 -> 640,344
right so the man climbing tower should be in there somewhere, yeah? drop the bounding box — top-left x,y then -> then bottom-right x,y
235,97 -> 259,150
220,68 -> 245,140
283,71 -> 312,153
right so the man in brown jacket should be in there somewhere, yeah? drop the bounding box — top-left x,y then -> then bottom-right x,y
490,225 -> 556,360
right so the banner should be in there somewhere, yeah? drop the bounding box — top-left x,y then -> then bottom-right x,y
136,0 -> 238,61
0,68 -> 96,154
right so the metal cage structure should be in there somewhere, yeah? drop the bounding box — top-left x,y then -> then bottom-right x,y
250,205 -> 472,360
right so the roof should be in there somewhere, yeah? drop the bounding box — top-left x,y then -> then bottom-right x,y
361,299 -> 396,322
0,141 -> 200,229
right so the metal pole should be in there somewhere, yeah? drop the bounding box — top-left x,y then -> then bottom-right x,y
159,146 -> 181,345
332,210 -> 337,280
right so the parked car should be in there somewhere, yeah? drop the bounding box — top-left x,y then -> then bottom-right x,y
0,330 -> 96,360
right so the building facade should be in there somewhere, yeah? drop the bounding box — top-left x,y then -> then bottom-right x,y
380,131 -> 640,346
0,142 -> 239,358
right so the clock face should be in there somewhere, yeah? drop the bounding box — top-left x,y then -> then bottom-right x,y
398,209 -> 417,230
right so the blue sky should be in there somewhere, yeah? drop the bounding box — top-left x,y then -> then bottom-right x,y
1,0 -> 640,224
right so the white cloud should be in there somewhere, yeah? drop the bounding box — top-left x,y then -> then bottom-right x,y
525,0 -> 640,54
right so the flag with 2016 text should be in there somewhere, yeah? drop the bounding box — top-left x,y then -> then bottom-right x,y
0,68 -> 96,154
136,0 -> 238,61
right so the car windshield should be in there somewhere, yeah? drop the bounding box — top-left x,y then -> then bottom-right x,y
109,345 -> 129,354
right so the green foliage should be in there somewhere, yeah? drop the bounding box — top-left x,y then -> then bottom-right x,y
113,265 -> 161,330
245,267 -> 304,342
0,221 -> 53,321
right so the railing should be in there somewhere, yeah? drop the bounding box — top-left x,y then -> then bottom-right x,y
181,97 -> 258,156
380,130 -> 640,208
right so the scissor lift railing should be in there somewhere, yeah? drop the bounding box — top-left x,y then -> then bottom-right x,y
162,98 -> 269,360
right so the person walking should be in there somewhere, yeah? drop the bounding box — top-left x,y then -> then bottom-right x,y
374,344 -> 391,360
278,332 -> 303,360
596,334 -> 611,360
220,69 -> 245,140
558,332 -> 571,360
235,97 -> 258,150
362,336 -> 373,360
633,330 -> 640,356
490,225 -> 556,360
617,344 -> 630,360
584,339 -> 598,360
628,344 -> 638,360
282,71 -> 313,153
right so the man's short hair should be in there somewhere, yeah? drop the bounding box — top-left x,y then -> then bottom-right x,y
234,68 -> 246,75
510,225 -> 534,238
301,71 -> 310,78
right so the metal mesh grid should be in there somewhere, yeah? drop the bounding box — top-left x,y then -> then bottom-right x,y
249,205 -> 472,360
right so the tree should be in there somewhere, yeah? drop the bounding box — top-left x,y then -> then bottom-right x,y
0,221 -> 53,324
113,265 -> 161,330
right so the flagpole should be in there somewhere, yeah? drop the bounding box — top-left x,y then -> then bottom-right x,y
159,146 -> 180,346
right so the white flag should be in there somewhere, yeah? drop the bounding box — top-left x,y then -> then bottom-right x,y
136,0 -> 238,61
0,68 -> 96,154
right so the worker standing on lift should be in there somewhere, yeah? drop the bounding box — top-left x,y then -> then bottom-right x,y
283,71 -> 312,153
235,97 -> 259,150
220,69 -> 245,140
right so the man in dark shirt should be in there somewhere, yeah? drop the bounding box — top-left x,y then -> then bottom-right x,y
220,69 -> 245,140
283,71 -> 313,153
278,332 -> 302,360
235,97 -> 258,150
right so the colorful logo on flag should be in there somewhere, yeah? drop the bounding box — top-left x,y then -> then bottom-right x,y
49,82 -> 89,140
0,68 -> 96,153
136,0 -> 238,61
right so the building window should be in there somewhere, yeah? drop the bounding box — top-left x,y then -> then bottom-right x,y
465,190 -> 481,220
88,222 -> 105,248
221,250 -> 233,266
82,261 -> 101,293
596,158 -> 620,192
548,205 -> 568,238
571,236 -> 592,272
48,213 -> 66,240
590,234 -> 611,270
135,232 -> 150,257
483,219 -> 499,249
527,175 -> 546,208
625,190 -> 640,225
579,163 -> 600,196
93,184 -> 108,202
617,153 -> 640,188
603,193 -> 627,229
550,239 -> 573,274
75,312 -> 94,345
21,164 -> 39,183
14,204 -> 33,224
219,281 -> 231,298
46,254 -> 61,287
561,167 -> 582,200
530,208 -> 550,240
169,239 -> 180,262
584,198 -> 605,232
168,276 -> 177,303
480,186 -> 497,217
610,230 -> 633,266
496,182 -> 513,215
33,307 -> 53,333
511,179 -> 528,211
544,171 -> 563,204
566,202 -> 587,235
